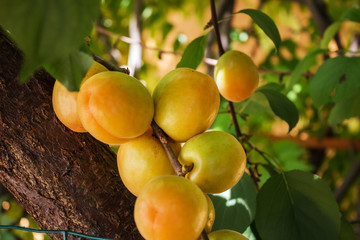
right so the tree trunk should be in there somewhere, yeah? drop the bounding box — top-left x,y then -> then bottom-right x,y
0,30 -> 142,239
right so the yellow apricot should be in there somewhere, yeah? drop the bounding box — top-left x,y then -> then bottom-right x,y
214,50 -> 259,102
77,71 -> 154,145
153,68 -> 220,142
134,175 -> 208,240
205,194 -> 215,233
52,61 -> 108,132
179,131 -> 246,194
117,131 -> 180,196
208,229 -> 248,240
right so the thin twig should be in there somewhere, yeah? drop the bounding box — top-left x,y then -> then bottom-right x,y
96,26 -> 182,56
335,157 -> 360,202
92,53 -> 130,74
151,121 -> 186,177
95,26 -> 320,79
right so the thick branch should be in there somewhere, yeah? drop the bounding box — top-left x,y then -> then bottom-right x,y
0,29 -> 141,240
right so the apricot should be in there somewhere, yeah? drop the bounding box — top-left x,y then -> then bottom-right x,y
214,50 -> 259,102
134,175 -> 208,240
52,61 -> 108,132
117,130 -> 180,196
208,229 -> 248,240
205,194 -> 215,233
179,131 -> 246,194
153,68 -> 220,142
77,71 -> 154,145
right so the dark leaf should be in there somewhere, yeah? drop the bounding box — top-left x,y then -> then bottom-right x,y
257,88 -> 299,132
0,0 -> 100,81
209,173 -> 257,233
256,170 -> 341,240
44,50 -> 93,91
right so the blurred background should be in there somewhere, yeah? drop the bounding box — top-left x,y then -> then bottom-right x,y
1,0 -> 359,239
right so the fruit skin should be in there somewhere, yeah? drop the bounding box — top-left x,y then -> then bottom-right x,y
77,71 -> 154,145
214,50 -> 259,102
117,130 -> 180,196
134,175 -> 208,240
52,61 -> 108,132
153,68 -> 220,142
208,229 -> 248,240
179,131 -> 246,194
205,194 -> 215,233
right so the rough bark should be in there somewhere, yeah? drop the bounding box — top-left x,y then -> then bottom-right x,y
0,30 -> 142,239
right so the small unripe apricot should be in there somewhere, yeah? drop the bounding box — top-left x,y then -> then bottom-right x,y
179,131 -> 246,194
77,71 -> 154,145
214,50 -> 259,102
134,175 -> 208,240
52,61 -> 108,132
208,229 -> 248,240
153,68 -> 220,142
117,130 -> 180,196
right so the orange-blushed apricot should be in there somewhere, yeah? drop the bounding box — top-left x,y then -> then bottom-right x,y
117,130 -> 180,196
52,61 -> 108,132
134,175 -> 208,240
214,50 -> 259,102
77,71 -> 154,145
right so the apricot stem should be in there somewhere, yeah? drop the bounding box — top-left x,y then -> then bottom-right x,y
92,54 -> 130,74
151,120 -> 186,177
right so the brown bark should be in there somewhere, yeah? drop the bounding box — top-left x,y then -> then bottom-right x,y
0,30 -> 141,239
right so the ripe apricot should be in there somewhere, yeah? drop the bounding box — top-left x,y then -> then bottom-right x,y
117,130 -> 180,196
179,131 -> 246,194
153,68 -> 220,142
134,175 -> 208,240
52,61 -> 107,132
205,194 -> 215,233
208,229 -> 248,240
214,50 -> 259,102
77,71 -> 154,145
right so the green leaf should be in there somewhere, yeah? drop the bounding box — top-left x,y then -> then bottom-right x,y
309,56 -> 360,108
176,34 -> 208,69
44,50 -> 93,92
321,22 -> 342,49
339,215 -> 356,240
341,7 -> 360,22
0,0 -> 100,81
286,48 -> 326,91
257,88 -> 299,132
236,9 -> 281,50
209,173 -> 257,233
255,170 -> 341,240
328,94 -> 360,127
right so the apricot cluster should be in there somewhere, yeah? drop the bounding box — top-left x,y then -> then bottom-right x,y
52,50 -> 256,240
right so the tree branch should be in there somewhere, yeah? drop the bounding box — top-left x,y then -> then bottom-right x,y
335,157 -> 360,202
150,121 -> 186,177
